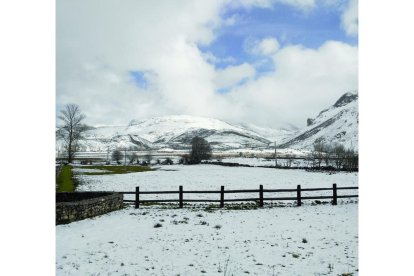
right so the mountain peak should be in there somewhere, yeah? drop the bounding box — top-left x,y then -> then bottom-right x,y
333,91 -> 358,108
279,91 -> 358,150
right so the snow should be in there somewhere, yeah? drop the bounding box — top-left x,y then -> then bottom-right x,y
58,164 -> 358,275
220,157 -> 309,167
283,95 -> 358,150
57,96 -> 358,155
127,115 -> 249,142
75,165 -> 358,202
72,167 -> 111,174
56,204 -> 358,275
235,122 -> 298,143
57,93 -> 359,156
58,115 -> 297,153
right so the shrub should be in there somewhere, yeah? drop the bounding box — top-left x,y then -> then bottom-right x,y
154,223 -> 162,228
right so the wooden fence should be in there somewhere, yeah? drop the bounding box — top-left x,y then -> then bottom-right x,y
116,184 -> 358,208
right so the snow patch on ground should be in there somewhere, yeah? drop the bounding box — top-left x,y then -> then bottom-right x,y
58,164 -> 358,275
56,204 -> 358,275
75,165 -> 358,202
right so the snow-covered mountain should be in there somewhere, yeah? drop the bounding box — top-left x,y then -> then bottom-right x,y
71,115 -> 295,152
278,92 -> 358,150
56,92 -> 358,153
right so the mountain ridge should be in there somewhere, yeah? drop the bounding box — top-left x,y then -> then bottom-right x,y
56,92 -> 358,153
279,91 -> 358,150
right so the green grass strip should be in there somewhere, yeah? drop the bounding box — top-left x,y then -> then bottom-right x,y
76,165 -> 154,175
56,165 -> 76,192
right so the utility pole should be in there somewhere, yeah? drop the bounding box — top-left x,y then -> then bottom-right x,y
106,147 -> 109,165
274,141 -> 277,168
124,148 -> 127,166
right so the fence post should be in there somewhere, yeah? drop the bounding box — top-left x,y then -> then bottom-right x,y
332,183 -> 337,205
220,186 -> 224,208
259,185 -> 264,207
179,185 -> 183,208
135,186 -> 140,209
297,185 -> 302,206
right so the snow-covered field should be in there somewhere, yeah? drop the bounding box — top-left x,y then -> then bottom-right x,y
219,157 -> 310,168
57,165 -> 358,275
74,164 -> 358,202
56,204 -> 358,275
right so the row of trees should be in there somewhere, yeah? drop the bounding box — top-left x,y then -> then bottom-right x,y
311,141 -> 358,170
109,136 -> 212,165
110,150 -> 174,165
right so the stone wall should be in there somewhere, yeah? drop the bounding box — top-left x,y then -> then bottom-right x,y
56,192 -> 124,225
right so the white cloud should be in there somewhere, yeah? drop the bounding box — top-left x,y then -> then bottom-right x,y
57,0 -> 225,124
341,0 -> 358,36
227,0 -> 316,11
225,40 -> 358,126
57,0 -> 357,128
201,51 -> 237,65
214,63 -> 256,89
277,0 -> 315,11
245,37 -> 280,55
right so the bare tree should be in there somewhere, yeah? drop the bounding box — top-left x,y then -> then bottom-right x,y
190,136 -> 212,164
312,141 -> 325,169
56,104 -> 91,163
344,148 -> 358,170
332,143 -> 346,169
351,151 -> 359,170
285,154 -> 293,167
323,143 -> 332,167
128,152 -> 138,164
144,151 -> 153,164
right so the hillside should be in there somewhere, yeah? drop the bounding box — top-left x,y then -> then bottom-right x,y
68,115 -> 295,152
56,93 -> 358,154
278,92 -> 358,150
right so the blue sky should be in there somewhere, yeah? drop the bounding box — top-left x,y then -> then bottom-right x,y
131,1 -> 358,90
202,2 -> 357,71
58,0 -> 358,127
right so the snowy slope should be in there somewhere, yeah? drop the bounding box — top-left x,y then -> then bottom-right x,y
279,92 -> 358,150
67,115 -> 296,151
234,122 -> 298,144
57,93 -> 358,153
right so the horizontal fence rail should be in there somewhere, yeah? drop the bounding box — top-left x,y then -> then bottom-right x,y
110,183 -> 358,208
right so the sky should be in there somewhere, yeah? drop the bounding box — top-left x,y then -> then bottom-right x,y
56,0 -> 358,128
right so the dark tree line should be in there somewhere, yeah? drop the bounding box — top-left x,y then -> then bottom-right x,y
111,150 -> 143,165
311,141 -> 358,170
